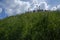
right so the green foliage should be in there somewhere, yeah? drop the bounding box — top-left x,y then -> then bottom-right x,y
0,11 -> 60,40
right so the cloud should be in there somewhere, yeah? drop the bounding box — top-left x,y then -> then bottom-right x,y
0,8 -> 2,13
26,0 -> 49,11
0,0 -> 60,19
51,7 -> 57,11
4,0 -> 31,16
57,5 -> 60,10
51,4 -> 60,11
39,2 -> 49,10
0,0 -> 49,16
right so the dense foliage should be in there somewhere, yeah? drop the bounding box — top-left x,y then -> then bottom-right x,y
0,11 -> 60,40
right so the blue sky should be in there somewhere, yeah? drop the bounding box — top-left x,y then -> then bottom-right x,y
0,0 -> 60,19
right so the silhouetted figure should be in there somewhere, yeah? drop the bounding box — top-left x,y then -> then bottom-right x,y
33,10 -> 36,12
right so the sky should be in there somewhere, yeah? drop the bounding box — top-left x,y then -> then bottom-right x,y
0,0 -> 60,19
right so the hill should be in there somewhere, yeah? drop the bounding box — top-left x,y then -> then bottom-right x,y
0,11 -> 60,40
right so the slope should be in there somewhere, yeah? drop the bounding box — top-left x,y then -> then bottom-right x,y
0,11 -> 60,40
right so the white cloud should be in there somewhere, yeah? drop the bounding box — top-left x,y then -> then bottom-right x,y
4,0 -> 31,16
27,0 -> 49,11
57,5 -> 60,10
0,0 -> 50,16
0,0 -> 60,17
51,7 -> 57,11
51,4 -> 60,11
39,2 -> 49,10
5,8 -> 14,16
0,8 -> 2,13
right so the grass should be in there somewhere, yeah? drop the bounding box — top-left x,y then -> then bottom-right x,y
0,11 -> 60,40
